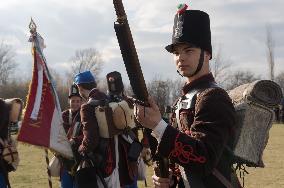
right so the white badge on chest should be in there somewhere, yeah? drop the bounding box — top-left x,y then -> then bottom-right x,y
174,90 -> 199,130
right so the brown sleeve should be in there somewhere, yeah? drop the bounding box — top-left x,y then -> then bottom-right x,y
78,103 -> 100,155
157,88 -> 235,176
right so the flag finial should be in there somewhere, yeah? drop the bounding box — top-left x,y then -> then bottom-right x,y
29,18 -> 37,34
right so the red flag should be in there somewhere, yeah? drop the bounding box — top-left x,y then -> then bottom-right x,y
18,23 -> 73,158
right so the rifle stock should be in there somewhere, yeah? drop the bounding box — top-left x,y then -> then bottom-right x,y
113,0 -> 169,178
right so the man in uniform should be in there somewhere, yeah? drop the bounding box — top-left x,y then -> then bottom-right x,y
0,98 -> 23,188
134,5 -> 237,188
74,71 -> 134,188
73,71 -> 110,188
106,71 -> 141,188
60,84 -> 83,188
62,84 -> 83,136
74,70 -> 141,187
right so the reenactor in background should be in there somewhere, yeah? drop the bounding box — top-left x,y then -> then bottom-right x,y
106,71 -> 141,188
74,70 -> 112,188
134,5 -> 237,188
0,98 -> 23,188
74,70 -> 141,188
60,84 -> 83,188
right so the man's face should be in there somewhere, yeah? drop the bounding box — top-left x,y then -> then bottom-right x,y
173,43 -> 202,77
69,96 -> 82,111
77,85 -> 88,101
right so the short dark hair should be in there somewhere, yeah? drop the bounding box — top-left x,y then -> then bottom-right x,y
78,82 -> 97,90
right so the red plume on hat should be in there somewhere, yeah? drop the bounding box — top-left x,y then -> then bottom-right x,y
177,3 -> 188,14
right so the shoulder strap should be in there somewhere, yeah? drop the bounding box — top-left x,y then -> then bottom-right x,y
196,80 -> 218,90
190,81 -> 219,108
212,168 -> 235,188
87,99 -> 107,106
0,137 -> 4,146
68,109 -> 72,125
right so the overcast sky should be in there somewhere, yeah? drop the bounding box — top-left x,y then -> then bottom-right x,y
0,0 -> 283,84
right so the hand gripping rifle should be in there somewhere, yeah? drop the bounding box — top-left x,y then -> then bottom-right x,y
112,0 -> 169,178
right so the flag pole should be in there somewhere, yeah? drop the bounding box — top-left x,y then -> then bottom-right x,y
45,149 -> 53,188
29,18 -> 53,188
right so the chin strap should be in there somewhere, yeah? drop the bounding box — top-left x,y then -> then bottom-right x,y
192,49 -> 204,76
177,70 -> 184,77
176,49 -> 205,77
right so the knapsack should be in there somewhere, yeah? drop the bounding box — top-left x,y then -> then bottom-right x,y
89,98 -> 136,138
228,80 -> 282,167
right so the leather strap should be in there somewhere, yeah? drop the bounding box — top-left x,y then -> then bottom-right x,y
192,49 -> 204,76
212,168 -> 234,188
68,109 -> 72,125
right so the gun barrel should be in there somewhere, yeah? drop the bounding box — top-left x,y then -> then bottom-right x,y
113,0 -> 168,178
114,20 -> 148,102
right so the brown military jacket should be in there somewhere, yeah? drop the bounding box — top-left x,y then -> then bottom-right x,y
78,88 -> 107,155
157,73 -> 236,188
78,88 -> 117,178
62,109 -> 82,142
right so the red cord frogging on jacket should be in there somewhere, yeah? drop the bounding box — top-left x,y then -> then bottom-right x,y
169,133 -> 206,164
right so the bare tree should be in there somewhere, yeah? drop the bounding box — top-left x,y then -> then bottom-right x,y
0,42 -> 17,85
0,79 -> 29,102
275,72 -> 284,92
123,84 -> 134,97
169,78 -> 184,104
48,68 -> 69,110
67,48 -> 103,84
147,76 -> 171,115
266,24 -> 275,81
210,44 -> 231,86
225,70 -> 259,90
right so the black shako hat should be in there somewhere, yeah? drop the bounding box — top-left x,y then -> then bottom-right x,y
106,71 -> 124,95
165,9 -> 212,58
68,84 -> 81,98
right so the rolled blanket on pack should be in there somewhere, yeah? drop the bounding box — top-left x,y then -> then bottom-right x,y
228,80 -> 282,108
228,80 -> 282,167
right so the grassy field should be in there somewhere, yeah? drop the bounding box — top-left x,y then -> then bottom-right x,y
9,124 -> 284,188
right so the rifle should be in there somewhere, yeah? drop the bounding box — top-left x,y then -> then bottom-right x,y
112,0 -> 169,178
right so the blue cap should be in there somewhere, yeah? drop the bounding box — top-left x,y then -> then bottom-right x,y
74,71 -> 96,84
